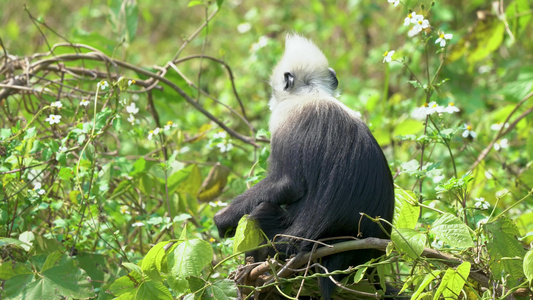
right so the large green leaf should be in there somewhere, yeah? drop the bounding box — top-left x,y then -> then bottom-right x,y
393,187 -> 420,229
430,213 -> 474,248
203,279 -> 239,300
141,241 -> 172,282
411,270 -> 442,300
391,228 -> 426,260
233,216 -> 264,254
486,217 -> 526,285
135,280 -> 173,300
524,249 -> 533,285
7,257 -> 95,299
433,262 -> 471,300
167,239 -> 213,293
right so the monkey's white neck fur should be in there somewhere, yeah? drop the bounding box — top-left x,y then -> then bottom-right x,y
269,34 -> 356,135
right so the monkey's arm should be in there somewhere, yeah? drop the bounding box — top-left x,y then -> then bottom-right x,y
214,175 -> 303,238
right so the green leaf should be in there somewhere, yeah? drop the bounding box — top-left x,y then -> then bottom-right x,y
506,0 -> 532,38
486,217 -> 526,285
391,228 -> 426,260
122,262 -> 143,277
430,213 -> 474,248
57,167 -> 74,181
188,0 -> 204,7
0,262 -> 32,281
3,273 -> 36,299
407,80 -> 423,89
135,280 -> 173,300
18,231 -> 35,251
108,273 -> 142,297
41,251 -> 63,272
411,270 -> 442,300
125,0 -> 139,42
524,249 -> 533,285
167,239 -> 213,293
141,241 -> 172,282
204,279 -> 239,300
95,108 -> 112,131
468,20 -> 505,65
233,216 -> 264,254
258,147 -> 270,170
393,119 -> 424,137
130,157 -> 146,176
167,164 -> 201,195
10,257 -> 95,299
433,261 -> 471,300
393,187 -> 420,229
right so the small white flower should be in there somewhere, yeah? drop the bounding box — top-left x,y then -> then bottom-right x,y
99,80 -> 109,90
382,50 -> 395,63
409,18 -> 430,37
32,182 -> 46,195
128,79 -> 136,86
443,102 -> 460,114
164,121 -> 177,131
493,138 -> 509,151
126,103 -> 139,115
474,197 -> 490,210
404,12 -> 423,26
251,36 -> 269,52
435,32 -> 453,47
490,122 -> 509,131
237,22 -> 251,34
431,238 -> 444,249
387,0 -> 400,6
131,222 -> 145,227
45,114 -> 61,125
127,114 -> 135,125
80,99 -> 90,107
148,127 -> 160,140
59,146 -> 68,153
462,124 -> 477,139
426,101 -> 444,114
353,111 -> 362,118
51,101 -> 63,108
209,200 -> 229,207
217,142 -> 234,153
213,131 -> 227,139
411,102 -> 443,119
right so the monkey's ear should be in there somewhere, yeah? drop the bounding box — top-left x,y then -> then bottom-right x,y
329,68 -> 339,90
284,72 -> 295,91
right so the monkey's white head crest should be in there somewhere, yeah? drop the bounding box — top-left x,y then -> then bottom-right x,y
269,34 -> 338,110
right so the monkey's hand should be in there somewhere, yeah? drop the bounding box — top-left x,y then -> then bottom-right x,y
214,206 -> 240,238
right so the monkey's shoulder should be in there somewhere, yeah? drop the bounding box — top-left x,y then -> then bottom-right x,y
269,95 -> 362,134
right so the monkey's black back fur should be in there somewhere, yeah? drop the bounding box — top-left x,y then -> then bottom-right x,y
215,99 -> 395,299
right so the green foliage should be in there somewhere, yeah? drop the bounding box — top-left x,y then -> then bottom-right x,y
232,216 -> 263,254
1,0 -> 532,299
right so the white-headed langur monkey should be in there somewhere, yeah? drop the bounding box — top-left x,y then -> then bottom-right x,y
214,34 -> 395,299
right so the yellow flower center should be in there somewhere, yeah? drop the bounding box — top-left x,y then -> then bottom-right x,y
439,33 -> 445,39
408,13 -> 413,18
131,80 -> 136,84
418,20 -> 423,25
383,51 -> 389,57
449,102 -> 455,106
432,104 -> 438,108
422,103 -> 429,107
167,121 -> 173,126
467,125 -> 472,131
149,130 -> 154,134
